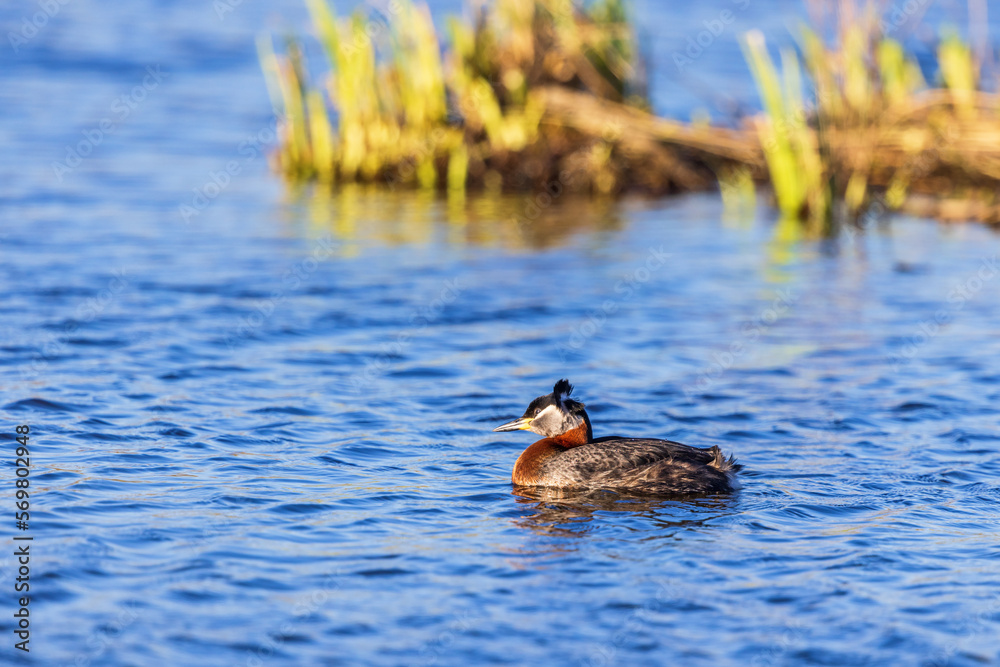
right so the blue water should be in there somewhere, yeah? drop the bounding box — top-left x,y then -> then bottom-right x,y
3,1 -> 1000,665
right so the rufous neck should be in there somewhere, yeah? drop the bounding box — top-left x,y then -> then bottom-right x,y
549,421 -> 590,448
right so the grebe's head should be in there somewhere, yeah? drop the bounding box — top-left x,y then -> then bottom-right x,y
493,379 -> 592,439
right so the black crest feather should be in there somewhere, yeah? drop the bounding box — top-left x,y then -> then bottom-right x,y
553,379 -> 573,398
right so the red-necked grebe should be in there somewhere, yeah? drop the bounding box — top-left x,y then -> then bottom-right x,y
493,380 -> 741,495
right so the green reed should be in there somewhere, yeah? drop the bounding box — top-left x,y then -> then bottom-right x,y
743,0 -> 996,227
261,0 -> 641,191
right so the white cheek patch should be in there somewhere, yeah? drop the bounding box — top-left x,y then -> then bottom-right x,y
532,404 -> 580,436
534,404 -> 559,423
532,404 -> 561,436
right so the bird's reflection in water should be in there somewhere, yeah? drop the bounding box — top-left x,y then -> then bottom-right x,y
511,486 -> 739,538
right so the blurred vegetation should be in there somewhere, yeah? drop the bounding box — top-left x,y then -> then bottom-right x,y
262,0 -> 1000,226
745,0 -> 1000,228
260,0 -> 659,195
